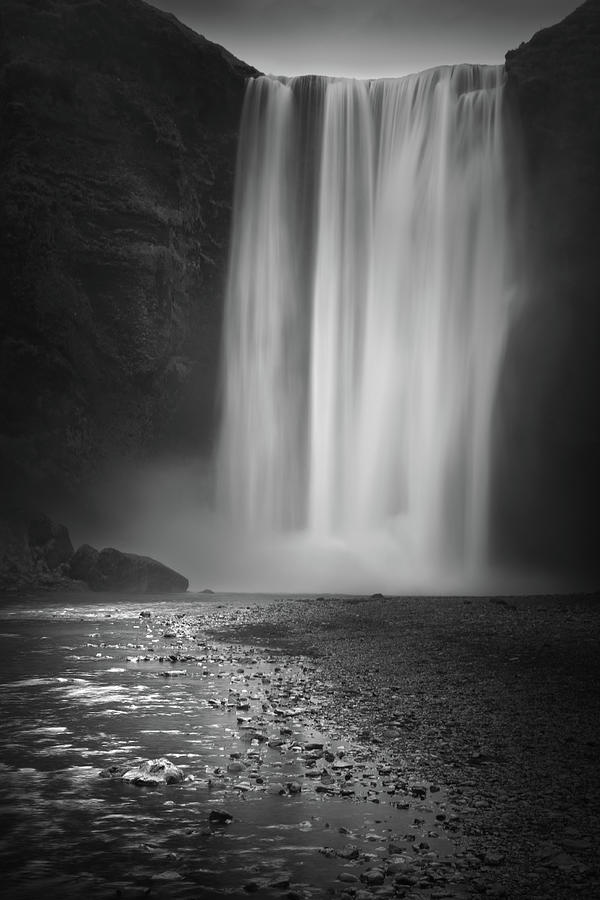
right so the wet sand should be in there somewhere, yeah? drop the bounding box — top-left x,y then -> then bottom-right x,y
1,591 -> 599,898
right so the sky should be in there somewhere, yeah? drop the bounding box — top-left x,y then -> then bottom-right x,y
148,0 -> 579,78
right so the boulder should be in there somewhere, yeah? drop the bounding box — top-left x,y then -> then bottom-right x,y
0,517 -> 33,590
70,544 -> 188,593
27,514 -> 74,570
100,758 -> 184,786
69,544 -> 100,583
0,512 -> 80,591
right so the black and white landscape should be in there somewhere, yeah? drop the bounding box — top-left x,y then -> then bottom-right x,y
1,0 -> 600,897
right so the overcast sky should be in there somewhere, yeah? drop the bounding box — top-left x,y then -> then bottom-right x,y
148,0 -> 578,77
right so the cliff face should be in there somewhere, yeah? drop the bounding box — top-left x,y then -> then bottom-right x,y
0,0 -> 256,510
497,0 -> 600,578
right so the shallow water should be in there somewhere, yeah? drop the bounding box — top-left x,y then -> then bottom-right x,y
0,593 -> 455,898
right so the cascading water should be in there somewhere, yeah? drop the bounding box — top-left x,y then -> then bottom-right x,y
217,66 -> 513,591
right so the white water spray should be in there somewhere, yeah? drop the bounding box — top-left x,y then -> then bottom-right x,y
217,66 -> 513,591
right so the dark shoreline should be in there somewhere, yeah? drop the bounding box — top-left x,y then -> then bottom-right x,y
1,591 -> 599,898
203,592 -> 600,898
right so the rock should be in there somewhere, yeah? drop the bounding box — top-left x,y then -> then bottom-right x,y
70,544 -> 188,592
410,783 -> 427,798
99,764 -> 130,779
27,514 -> 74,570
208,809 -> 234,825
0,512 -> 81,590
121,758 -> 185,786
0,0 -> 258,508
100,758 -> 184,785
69,544 -> 101,583
502,0 -> 600,576
0,516 -> 34,590
361,867 -> 385,886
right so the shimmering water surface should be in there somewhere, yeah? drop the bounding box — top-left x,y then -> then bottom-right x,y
1,594 -> 455,898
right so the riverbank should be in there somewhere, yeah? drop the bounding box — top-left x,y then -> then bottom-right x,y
1,591 -> 599,898
203,592 -> 600,899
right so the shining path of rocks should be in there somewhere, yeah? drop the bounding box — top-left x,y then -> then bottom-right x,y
123,606 -> 461,898
0,598 -> 457,900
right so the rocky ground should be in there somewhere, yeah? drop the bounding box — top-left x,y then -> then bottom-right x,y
2,591 -> 599,898
183,592 -> 600,899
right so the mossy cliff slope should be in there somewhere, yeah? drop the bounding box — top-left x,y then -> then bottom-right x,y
498,0 -> 600,577
0,0 -> 255,508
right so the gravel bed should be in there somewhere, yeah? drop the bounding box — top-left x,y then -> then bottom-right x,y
201,593 -> 600,899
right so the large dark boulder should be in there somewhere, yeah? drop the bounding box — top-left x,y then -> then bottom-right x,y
0,512 -> 79,591
0,0 -> 257,510
69,543 -> 101,583
0,516 -> 34,591
496,0 -> 600,580
70,543 -> 188,592
27,513 -> 74,570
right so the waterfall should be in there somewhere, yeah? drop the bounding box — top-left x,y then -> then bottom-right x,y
217,66 -> 512,589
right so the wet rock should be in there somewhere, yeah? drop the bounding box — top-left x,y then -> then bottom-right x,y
410,784 -> 427,799
121,758 -> 185,786
99,764 -> 130,779
268,783 -> 286,795
361,867 -> 385,886
208,809 -> 234,825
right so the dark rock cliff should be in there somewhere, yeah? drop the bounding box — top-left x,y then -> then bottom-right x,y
496,0 -> 600,579
0,0 -> 256,511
